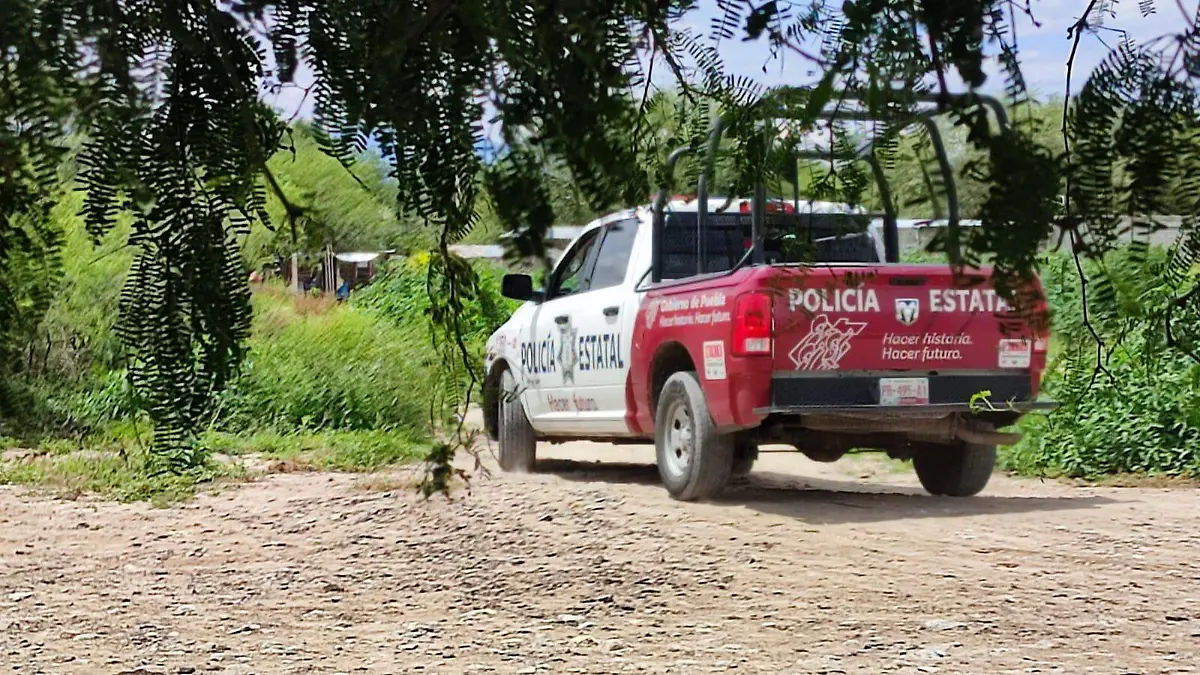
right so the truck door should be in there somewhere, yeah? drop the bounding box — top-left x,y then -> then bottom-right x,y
521,226 -> 603,428
567,218 -> 640,434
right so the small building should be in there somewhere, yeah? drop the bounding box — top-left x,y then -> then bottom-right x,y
334,250 -> 397,290
270,248 -> 398,295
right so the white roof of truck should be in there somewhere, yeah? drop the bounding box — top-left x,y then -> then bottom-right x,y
660,197 -> 863,214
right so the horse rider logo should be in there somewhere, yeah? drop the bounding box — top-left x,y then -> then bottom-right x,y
789,314 -> 867,370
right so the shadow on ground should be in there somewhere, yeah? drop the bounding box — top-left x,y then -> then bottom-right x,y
533,458 -> 1113,525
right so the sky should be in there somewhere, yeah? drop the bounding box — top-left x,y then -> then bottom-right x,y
671,0 -> 1183,96
265,0 -> 1187,153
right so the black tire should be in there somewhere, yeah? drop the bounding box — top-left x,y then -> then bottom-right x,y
497,369 -> 536,472
654,371 -> 735,501
731,441 -> 758,476
913,442 -> 996,497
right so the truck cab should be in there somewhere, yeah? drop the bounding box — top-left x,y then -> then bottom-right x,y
484,208 -> 649,439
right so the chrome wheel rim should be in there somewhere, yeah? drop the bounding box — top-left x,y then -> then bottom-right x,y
660,398 -> 694,481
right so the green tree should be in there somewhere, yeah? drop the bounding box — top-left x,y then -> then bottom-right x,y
861,98 -> 1068,221
242,123 -> 433,270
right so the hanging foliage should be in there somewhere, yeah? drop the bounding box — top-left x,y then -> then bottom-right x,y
2,0 -> 1200,489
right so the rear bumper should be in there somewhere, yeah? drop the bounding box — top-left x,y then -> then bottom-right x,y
770,372 -> 1035,408
752,400 -> 1057,446
754,400 -> 1058,415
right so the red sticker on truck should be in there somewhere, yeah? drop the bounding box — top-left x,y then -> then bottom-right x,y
998,339 -> 1032,368
703,341 -> 727,381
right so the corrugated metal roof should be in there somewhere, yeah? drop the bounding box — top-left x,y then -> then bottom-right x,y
334,250 -> 395,263
449,244 -> 505,259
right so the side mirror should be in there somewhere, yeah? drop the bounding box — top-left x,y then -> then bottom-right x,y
501,273 -> 538,301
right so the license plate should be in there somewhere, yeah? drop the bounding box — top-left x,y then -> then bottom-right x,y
879,377 -> 930,406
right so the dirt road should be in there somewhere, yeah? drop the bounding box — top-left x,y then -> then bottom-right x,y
2,442 -> 1198,675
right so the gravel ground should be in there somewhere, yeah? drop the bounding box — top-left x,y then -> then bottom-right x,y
2,441 -> 1199,674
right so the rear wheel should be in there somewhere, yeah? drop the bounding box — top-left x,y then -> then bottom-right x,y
655,371 -> 735,501
497,369 -> 536,472
912,442 -> 996,497
731,441 -> 758,476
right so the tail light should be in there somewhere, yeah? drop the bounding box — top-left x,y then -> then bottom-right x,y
1033,336 -> 1049,353
732,291 -> 772,356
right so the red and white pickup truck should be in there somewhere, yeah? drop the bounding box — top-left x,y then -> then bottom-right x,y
483,197 -> 1050,500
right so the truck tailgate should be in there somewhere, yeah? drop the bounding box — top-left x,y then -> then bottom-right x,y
767,264 -> 1044,408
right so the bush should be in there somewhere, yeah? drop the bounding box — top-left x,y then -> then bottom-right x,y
1004,247 -> 1200,479
1008,343 -> 1200,478
0,192 -> 134,439
354,251 -> 516,352
41,368 -> 142,433
216,284 -> 441,433
353,252 -> 517,416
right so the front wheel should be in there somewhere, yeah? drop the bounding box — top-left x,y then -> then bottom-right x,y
497,369 -> 536,472
655,371 -> 735,501
912,442 -> 996,497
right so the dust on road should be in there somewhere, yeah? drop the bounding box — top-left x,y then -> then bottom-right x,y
2,442 -> 1198,674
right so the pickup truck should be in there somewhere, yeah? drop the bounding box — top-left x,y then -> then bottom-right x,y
482,197 -> 1050,501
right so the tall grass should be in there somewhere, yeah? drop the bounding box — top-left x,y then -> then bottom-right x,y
216,283 -> 441,434
353,253 -> 517,417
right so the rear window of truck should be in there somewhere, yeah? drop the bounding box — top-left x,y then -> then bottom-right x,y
660,211 -> 878,280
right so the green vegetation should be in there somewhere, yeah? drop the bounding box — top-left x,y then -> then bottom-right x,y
2,0 -> 1198,502
0,159 -> 520,501
355,254 -> 517,356
0,276 -> 447,502
220,286 -> 440,434
0,451 -> 231,506
202,428 -> 428,473
0,180 -> 527,502
1004,248 -> 1200,480
241,124 -> 437,270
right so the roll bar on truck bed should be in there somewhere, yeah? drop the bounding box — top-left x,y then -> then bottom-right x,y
648,92 -> 1012,283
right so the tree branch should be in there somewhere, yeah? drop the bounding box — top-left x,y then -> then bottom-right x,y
261,163 -> 304,242
1176,0 -> 1197,30
1166,282 -> 1200,364
1062,0 -> 1108,388
632,35 -> 656,158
